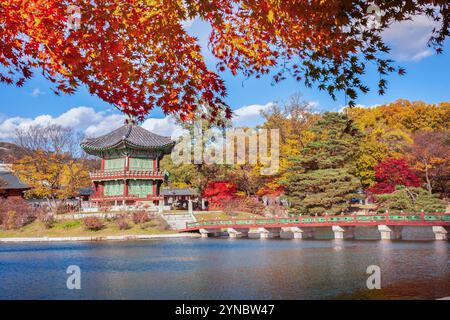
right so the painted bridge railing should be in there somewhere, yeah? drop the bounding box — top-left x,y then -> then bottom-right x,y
183,212 -> 450,231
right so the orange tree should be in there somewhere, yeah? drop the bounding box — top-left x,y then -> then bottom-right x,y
1,1 -> 449,122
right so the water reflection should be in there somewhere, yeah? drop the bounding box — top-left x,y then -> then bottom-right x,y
0,238 -> 448,299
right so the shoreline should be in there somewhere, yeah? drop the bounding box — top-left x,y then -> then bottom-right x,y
0,232 -> 201,243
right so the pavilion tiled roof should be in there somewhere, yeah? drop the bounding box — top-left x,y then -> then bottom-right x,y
81,124 -> 174,153
161,188 -> 198,196
0,171 -> 30,190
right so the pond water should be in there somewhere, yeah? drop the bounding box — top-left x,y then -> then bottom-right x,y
0,227 -> 449,299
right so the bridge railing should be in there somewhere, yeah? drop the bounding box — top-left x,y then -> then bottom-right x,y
185,212 -> 450,230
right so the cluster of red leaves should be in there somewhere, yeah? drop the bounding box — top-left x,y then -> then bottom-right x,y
1,0 -> 229,123
202,181 -> 238,210
1,1 -> 448,121
368,158 -> 421,194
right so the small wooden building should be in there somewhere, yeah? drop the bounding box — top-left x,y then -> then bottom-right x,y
161,188 -> 199,210
0,164 -> 30,199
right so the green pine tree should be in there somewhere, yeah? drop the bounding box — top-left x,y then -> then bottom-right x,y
374,186 -> 447,214
283,112 -> 363,215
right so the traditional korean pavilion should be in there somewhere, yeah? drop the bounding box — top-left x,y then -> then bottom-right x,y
80,120 -> 174,207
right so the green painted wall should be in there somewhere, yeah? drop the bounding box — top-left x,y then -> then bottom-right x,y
105,158 -> 125,170
104,180 -> 124,196
129,180 -> 153,198
129,157 -> 153,171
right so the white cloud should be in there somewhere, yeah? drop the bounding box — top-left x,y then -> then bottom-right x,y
84,114 -> 126,138
141,116 -> 186,139
0,102 -> 282,142
232,102 -> 275,127
337,104 -> 380,112
382,15 -> 440,61
140,102 -> 277,138
30,88 -> 45,97
0,107 -> 126,140
308,101 -> 320,109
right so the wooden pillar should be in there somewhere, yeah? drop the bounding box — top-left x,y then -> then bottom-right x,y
153,158 -> 157,172
101,159 -> 105,171
153,180 -> 157,195
92,182 -> 98,196
124,180 -> 128,197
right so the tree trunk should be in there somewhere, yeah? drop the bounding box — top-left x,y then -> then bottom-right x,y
424,161 -> 432,194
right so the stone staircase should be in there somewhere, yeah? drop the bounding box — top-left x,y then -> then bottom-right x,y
162,214 -> 196,230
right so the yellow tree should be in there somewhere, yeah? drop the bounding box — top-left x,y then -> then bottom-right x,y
347,99 -> 448,187
13,151 -> 91,212
259,95 -> 319,194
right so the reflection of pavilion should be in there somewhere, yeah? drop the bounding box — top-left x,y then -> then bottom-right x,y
81,121 -> 174,209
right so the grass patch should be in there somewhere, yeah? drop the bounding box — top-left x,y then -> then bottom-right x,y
0,218 -> 174,238
57,220 -> 82,230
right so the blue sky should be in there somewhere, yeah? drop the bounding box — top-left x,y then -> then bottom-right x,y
0,15 -> 449,140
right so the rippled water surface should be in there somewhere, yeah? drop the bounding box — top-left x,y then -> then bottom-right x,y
0,228 -> 449,299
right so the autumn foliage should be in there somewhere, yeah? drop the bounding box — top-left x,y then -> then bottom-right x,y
132,211 -> 150,224
0,197 -> 37,230
368,158 -> 420,194
409,131 -> 449,195
203,181 -> 237,210
2,1 -> 449,122
83,217 -> 105,231
13,150 -> 91,210
162,98 -> 448,214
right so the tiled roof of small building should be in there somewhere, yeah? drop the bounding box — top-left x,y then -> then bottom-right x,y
161,188 -> 198,196
0,171 -> 30,190
81,124 -> 174,153
78,187 -> 94,196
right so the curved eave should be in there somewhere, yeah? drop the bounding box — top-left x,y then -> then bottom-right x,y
81,140 -> 175,157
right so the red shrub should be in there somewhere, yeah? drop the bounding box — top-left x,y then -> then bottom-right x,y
132,211 -> 150,224
117,217 -> 130,230
83,217 -> 105,231
0,197 -> 37,230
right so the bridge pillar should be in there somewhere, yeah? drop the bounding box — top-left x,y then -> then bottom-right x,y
258,228 -> 280,239
378,225 -> 402,240
227,228 -> 249,238
332,226 -> 355,239
199,228 -> 210,238
288,227 -> 314,239
432,226 -> 449,241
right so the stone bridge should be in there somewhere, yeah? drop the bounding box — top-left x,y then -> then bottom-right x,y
180,212 -> 450,240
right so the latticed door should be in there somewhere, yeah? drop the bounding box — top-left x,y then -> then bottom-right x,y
105,158 -> 125,171
128,180 -> 153,198
104,180 -> 124,196
129,158 -> 153,171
